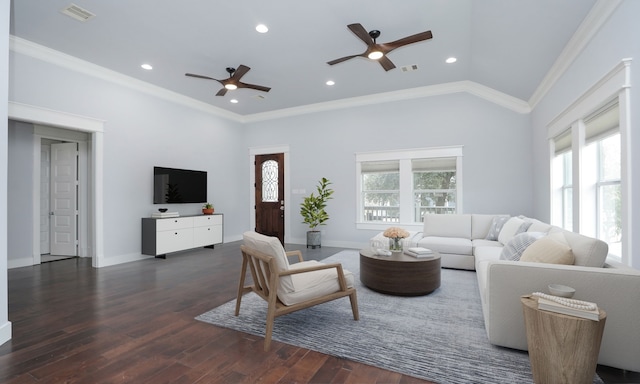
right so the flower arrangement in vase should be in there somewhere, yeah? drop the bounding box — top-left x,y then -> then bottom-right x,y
383,227 -> 409,252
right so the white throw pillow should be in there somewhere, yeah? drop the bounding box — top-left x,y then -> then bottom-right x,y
499,232 -> 545,261
498,217 -> 525,245
520,236 -> 575,265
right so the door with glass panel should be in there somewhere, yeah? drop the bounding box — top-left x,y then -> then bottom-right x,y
255,153 -> 285,244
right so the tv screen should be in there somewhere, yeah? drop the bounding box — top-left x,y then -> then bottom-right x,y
153,167 -> 207,204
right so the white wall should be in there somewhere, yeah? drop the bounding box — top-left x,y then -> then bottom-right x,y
246,92 -> 533,247
0,0 -> 12,345
9,50 -> 246,266
530,0 -> 640,267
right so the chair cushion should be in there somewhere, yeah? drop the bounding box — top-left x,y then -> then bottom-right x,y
242,231 -> 295,293
278,260 -> 355,306
418,236 -> 472,255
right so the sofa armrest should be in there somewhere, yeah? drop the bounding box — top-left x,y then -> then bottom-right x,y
484,260 -> 640,372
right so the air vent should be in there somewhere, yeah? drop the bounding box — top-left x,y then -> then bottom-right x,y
61,4 -> 96,22
401,64 -> 419,72
252,95 -> 266,101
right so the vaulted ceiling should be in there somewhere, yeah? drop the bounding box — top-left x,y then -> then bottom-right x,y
10,0 -> 598,117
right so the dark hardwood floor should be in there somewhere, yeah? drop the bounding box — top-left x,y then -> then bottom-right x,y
0,241 -> 638,383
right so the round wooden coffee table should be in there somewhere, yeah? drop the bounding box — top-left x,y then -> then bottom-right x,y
359,249 -> 441,296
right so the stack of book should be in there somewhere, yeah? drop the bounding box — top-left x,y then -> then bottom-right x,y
537,296 -> 601,321
151,211 -> 179,218
404,247 -> 434,258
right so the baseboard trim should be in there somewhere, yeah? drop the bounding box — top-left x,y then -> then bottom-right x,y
0,321 -> 12,346
8,257 -> 34,269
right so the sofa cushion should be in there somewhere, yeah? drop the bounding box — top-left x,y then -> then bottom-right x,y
520,236 -> 575,265
498,217 -> 530,245
561,230 -> 609,267
499,232 -> 545,261
417,236 -> 472,255
484,215 -> 510,241
423,214 -> 471,238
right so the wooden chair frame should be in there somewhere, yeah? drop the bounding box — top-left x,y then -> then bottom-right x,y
235,245 -> 359,351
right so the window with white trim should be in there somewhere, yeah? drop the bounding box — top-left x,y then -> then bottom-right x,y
356,146 -> 462,229
551,101 -> 622,259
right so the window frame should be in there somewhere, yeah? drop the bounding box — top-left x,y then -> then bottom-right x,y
355,146 -> 463,231
547,59 -> 631,264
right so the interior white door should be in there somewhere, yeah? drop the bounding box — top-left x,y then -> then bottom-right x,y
50,142 -> 78,256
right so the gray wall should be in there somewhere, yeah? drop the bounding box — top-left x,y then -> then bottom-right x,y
530,0 -> 640,267
7,121 -> 34,264
246,92 -> 533,246
9,49 -> 246,266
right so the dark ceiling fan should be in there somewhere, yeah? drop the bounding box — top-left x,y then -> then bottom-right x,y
185,65 -> 271,96
327,23 -> 433,71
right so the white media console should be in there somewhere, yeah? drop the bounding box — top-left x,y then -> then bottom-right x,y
141,214 -> 223,257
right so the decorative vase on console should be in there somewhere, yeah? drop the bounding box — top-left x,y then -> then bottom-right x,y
383,227 -> 409,253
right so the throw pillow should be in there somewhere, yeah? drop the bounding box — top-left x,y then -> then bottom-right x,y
498,217 -> 526,245
499,232 -> 545,261
485,215 -> 510,241
520,236 -> 575,265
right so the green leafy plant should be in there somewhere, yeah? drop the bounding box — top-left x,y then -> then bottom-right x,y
300,177 -> 334,230
203,202 -> 213,209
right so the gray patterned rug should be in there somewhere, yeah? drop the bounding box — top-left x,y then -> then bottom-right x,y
196,250 -> 603,384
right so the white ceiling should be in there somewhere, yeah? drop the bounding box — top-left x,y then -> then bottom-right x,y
10,0 -> 598,117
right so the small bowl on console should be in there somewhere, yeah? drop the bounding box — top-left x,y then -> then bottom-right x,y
548,284 -> 575,298
158,208 -> 168,213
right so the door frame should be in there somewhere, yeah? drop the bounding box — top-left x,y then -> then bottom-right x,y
249,145 -> 290,244
9,102 -> 105,268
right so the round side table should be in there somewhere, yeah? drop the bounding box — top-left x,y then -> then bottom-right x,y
521,296 -> 606,384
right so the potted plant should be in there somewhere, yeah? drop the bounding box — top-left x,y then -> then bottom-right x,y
202,203 -> 214,215
300,177 -> 334,248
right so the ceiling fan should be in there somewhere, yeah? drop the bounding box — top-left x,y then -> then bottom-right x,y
327,23 -> 433,71
185,65 -> 271,96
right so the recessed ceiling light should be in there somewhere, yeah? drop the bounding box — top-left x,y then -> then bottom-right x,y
256,24 -> 269,33
141,64 -> 153,70
230,99 -> 239,104
326,80 -> 335,86
446,57 -> 457,64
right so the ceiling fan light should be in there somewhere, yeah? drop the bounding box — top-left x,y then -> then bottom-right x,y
225,83 -> 238,90
368,51 -> 384,60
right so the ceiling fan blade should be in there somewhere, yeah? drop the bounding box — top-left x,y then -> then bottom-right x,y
232,65 -> 250,80
378,55 -> 396,71
327,54 -> 361,65
215,88 -> 227,96
347,23 -> 374,46
238,82 -> 271,92
185,73 -> 219,81
380,30 -> 433,53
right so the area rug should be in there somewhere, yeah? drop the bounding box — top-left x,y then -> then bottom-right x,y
196,250 -> 603,384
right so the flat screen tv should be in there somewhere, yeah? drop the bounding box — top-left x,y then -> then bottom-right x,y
153,167 -> 207,204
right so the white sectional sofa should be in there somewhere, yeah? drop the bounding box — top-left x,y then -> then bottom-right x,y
371,214 -> 640,372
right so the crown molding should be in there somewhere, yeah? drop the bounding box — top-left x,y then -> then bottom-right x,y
242,81 -> 530,123
10,36 -> 530,125
9,36 -> 244,123
528,0 -> 623,109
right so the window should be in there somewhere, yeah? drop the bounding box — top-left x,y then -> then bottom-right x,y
551,101 -> 622,259
356,146 -> 462,230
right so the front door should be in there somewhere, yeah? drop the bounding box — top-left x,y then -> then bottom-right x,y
50,142 -> 78,256
255,153 -> 285,244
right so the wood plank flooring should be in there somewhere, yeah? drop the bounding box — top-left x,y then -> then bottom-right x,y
0,241 -> 637,383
